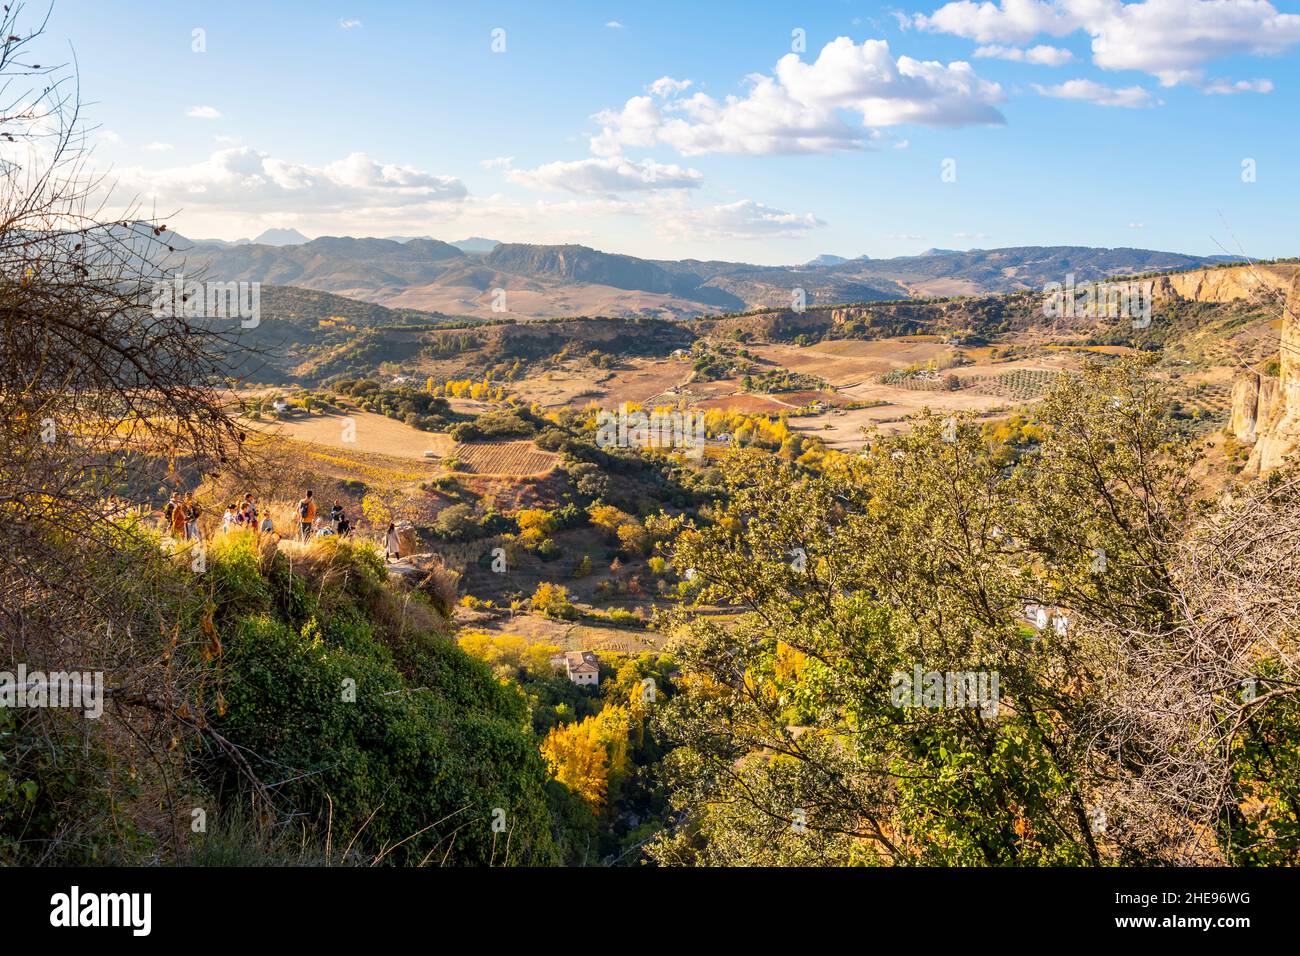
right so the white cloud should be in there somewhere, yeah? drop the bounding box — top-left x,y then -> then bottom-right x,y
186,105 -> 221,119
653,197 -> 824,241
121,147 -> 467,222
915,0 -> 1081,44
591,96 -> 665,156
1032,78 -> 1159,107
916,0 -> 1300,87
648,76 -> 692,97
144,142 -> 174,152
506,156 -> 703,195
100,130 -> 123,145
974,43 -> 1073,64
592,37 -> 1003,157
339,18 -> 362,29
606,20 -> 624,29
1128,222 -> 1145,228
886,232 -> 925,239
1089,0 -> 1300,86
953,231 -> 990,239
1203,77 -> 1274,94
480,155 -> 515,170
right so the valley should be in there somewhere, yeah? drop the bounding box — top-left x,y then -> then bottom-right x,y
214,262 -> 1294,734
8,0 -> 1300,903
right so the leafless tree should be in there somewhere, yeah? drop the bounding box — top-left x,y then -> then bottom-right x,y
0,2 -> 252,860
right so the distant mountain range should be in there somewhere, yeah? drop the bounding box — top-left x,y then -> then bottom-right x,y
194,227 -> 312,247
166,231 -> 1240,320
451,237 -> 501,253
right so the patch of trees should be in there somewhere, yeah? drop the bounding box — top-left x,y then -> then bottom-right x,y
333,379 -> 458,431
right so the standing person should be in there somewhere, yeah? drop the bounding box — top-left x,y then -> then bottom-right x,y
384,521 -> 401,562
169,496 -> 189,540
163,494 -> 179,534
243,493 -> 259,527
222,503 -> 239,532
237,501 -> 254,528
298,490 -> 317,541
184,494 -> 202,541
329,502 -> 345,533
259,511 -> 275,536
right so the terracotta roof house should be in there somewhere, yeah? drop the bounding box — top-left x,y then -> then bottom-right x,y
560,650 -> 600,686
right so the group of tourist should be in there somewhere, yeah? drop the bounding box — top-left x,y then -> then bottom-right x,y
221,492 -> 273,535
162,492 -> 204,541
296,489 -> 353,541
161,488 -> 355,545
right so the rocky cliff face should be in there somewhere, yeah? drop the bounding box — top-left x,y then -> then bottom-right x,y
1230,373 -> 1280,443
1152,263 -> 1297,305
1231,270 -> 1300,473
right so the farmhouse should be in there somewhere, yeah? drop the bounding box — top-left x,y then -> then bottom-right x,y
1023,603 -> 1070,635
552,650 -> 601,686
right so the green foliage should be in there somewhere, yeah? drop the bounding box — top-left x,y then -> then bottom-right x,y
210,541 -> 560,865
449,407 -> 539,443
335,380 -> 457,432
646,359 -> 1226,866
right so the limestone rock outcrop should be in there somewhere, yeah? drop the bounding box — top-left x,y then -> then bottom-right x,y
1151,265 -> 1290,305
1231,373 -> 1280,443
1242,271 -> 1300,473
393,519 -> 421,557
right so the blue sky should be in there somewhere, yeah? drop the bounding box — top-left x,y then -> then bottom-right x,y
45,0 -> 1300,263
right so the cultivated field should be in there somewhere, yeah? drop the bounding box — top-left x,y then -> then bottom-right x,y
458,610 -> 666,654
257,409 -> 558,477
513,356 -> 693,409
260,409 -> 455,460
451,440 -> 559,476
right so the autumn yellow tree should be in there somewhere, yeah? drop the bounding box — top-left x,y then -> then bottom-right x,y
516,508 -> 558,548
459,631 -> 560,677
540,706 -> 631,807
531,581 -> 576,619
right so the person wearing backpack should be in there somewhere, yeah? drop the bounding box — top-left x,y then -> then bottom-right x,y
298,490 -> 317,541
169,496 -> 189,539
184,493 -> 202,541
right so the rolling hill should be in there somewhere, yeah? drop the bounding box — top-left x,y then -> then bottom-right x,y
169,230 -> 1236,321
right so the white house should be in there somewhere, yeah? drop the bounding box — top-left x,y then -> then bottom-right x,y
1023,603 -> 1069,636
555,650 -> 600,686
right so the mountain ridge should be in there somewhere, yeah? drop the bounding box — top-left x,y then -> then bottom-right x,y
170,231 -> 1243,321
